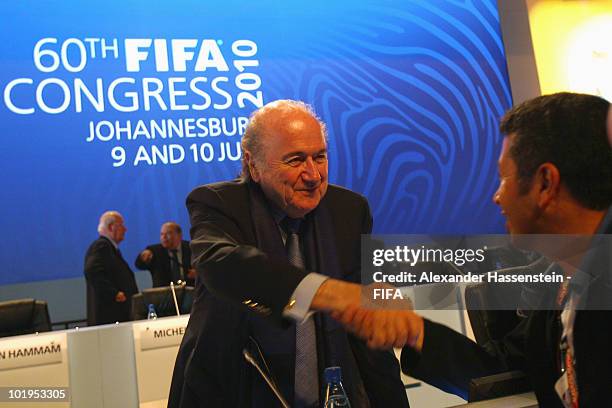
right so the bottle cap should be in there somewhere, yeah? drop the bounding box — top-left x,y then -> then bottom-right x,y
324,366 -> 342,383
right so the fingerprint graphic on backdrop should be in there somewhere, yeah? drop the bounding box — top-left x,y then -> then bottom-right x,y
262,1 -> 512,233
0,1 -> 513,285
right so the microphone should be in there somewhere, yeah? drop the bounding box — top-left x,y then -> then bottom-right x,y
243,348 -> 291,408
169,281 -> 181,316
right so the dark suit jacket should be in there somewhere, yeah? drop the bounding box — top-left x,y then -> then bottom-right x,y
134,241 -> 194,287
83,236 -> 139,326
168,179 -> 409,408
402,209 -> 612,407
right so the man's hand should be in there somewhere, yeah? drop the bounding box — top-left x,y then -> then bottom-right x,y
139,249 -> 153,263
115,291 -> 127,302
331,305 -> 424,351
311,279 -> 424,351
310,279 -> 361,312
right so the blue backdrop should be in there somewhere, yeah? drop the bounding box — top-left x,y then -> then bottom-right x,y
0,0 -> 511,285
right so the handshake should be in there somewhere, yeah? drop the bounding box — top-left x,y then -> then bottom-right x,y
311,279 -> 424,352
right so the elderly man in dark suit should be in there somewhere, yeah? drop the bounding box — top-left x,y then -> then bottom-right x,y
84,211 -> 139,326
168,100 -> 409,408
328,92 -> 612,407
135,222 -> 195,287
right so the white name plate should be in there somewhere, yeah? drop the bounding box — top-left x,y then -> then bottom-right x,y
134,316 -> 189,351
0,333 -> 66,371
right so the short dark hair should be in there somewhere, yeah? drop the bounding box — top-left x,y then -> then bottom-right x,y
500,92 -> 612,210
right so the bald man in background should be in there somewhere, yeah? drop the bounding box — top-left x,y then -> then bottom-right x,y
84,211 -> 139,326
135,222 -> 195,287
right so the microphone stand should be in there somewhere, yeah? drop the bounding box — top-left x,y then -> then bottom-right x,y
243,349 -> 291,408
170,281 -> 181,316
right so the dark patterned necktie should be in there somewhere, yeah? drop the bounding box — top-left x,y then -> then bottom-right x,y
283,218 -> 319,408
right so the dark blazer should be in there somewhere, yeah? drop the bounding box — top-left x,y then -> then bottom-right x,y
402,209 -> 612,407
168,179 -> 409,408
134,241 -> 194,287
83,236 -> 139,326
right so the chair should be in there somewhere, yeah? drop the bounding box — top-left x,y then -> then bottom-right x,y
465,283 -> 531,401
0,298 -> 52,338
468,370 -> 531,402
131,285 -> 194,320
465,282 -> 523,346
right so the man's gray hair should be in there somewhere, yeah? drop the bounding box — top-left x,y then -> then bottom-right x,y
240,100 -> 327,179
97,211 -> 122,235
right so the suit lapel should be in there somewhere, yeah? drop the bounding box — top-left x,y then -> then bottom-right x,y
247,181 -> 286,260
309,202 -> 342,279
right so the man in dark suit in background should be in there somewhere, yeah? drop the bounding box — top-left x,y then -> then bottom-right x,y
84,211 -> 139,326
168,100 -> 409,408
324,92 -> 612,407
135,222 -> 195,287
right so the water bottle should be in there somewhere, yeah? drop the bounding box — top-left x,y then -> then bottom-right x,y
147,304 -> 158,320
323,366 -> 351,408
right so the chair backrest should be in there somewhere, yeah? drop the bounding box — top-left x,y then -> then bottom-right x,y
464,269 -> 532,402
466,247 -> 547,345
131,286 -> 194,320
0,299 -> 52,338
463,248 -> 551,401
465,284 -> 522,345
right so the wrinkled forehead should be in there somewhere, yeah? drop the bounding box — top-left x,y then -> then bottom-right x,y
262,111 -> 325,148
263,108 -> 321,133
